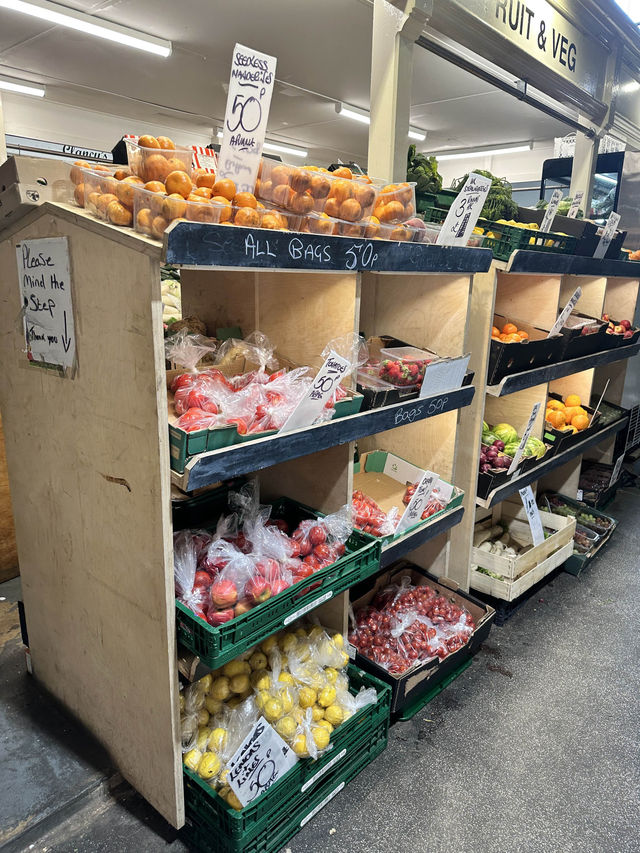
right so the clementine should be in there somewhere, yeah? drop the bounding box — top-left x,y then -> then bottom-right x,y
332,166 -> 353,179
309,175 -> 330,199
572,413 -> 589,430
234,207 -> 261,227
290,192 -> 314,215
157,136 -> 175,150
106,200 -> 133,227
328,180 -> 353,203
144,181 -> 166,193
565,394 -> 581,408
339,198 -> 362,222
502,323 -> 518,335
290,170 -> 311,193
136,208 -> 153,234
151,215 -> 169,239
233,192 -> 257,209
138,135 -> 160,149
165,171 -> 192,199
162,194 -> 188,221
212,178 -> 236,201
73,183 -> 85,206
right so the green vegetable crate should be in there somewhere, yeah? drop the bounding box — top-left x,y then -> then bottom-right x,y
182,667 -> 391,853
170,393 -> 364,474
176,496 -> 382,669
479,219 -> 578,262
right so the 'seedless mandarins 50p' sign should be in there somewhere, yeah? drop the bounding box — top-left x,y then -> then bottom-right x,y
217,44 -> 277,194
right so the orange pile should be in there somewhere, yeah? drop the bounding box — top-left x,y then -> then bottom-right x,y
545,394 -> 590,433
491,322 -> 530,343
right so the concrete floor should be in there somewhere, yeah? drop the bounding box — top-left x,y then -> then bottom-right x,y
2,488 -> 639,853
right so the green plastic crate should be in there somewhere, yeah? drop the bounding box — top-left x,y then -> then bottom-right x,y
419,205 -> 449,224
182,667 -> 390,851
176,497 -> 382,669
183,670 -> 390,853
479,219 -> 577,262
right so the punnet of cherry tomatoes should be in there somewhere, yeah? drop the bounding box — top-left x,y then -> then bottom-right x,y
349,574 -> 475,675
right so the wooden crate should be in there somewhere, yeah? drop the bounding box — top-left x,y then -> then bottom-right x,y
469,540 -> 574,601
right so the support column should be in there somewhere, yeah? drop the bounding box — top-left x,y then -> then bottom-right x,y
569,126 -> 599,217
368,0 -> 431,182
0,94 -> 7,163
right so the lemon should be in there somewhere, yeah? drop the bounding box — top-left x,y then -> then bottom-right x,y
311,704 -> 325,722
255,690 -> 271,711
296,641 -> 311,662
278,672 -> 295,686
197,708 -> 210,727
218,785 -> 230,800
227,696 -> 243,709
208,727 -> 227,752
280,633 -> 298,654
336,651 -> 349,669
210,677 -> 231,702
197,751 -> 221,780
219,768 -> 229,786
331,633 -> 344,649
230,674 -> 250,694
226,790 -> 243,811
183,748 -> 202,772
317,686 -> 336,708
317,719 -> 333,734
292,733 -> 308,757
324,704 -> 344,727
263,697 -> 284,723
295,627 -> 307,639
251,670 -> 272,690
298,687 -> 317,709
199,673 -> 213,693
324,668 -> 338,685
249,651 -> 268,671
261,635 -> 279,654
196,728 -> 211,752
278,687 -> 294,714
179,694 -> 185,713
223,660 -> 251,678
275,716 -> 297,740
312,726 -> 331,751
204,696 -> 223,716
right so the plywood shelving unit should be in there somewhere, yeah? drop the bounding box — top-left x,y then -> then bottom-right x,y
0,202 -> 492,828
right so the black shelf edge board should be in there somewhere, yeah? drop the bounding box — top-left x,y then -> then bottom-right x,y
163,222 -> 493,273
507,250 -> 640,277
487,342 -> 640,396
177,385 -> 475,491
380,505 -> 465,568
476,417 -> 628,508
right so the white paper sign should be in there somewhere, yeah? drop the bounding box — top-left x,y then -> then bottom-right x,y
419,354 -> 471,398
540,189 -> 563,233
547,287 -> 582,339
611,454 -> 625,484
217,44 -> 277,193
589,378 -> 610,426
436,173 -> 492,247
507,403 -> 541,475
395,469 -> 437,536
226,716 -> 297,807
576,489 -> 583,501
16,237 -> 76,370
593,212 -> 621,259
519,485 -> 545,546
279,351 -> 350,433
567,191 -> 584,218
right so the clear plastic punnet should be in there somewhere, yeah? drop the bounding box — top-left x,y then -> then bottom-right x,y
125,138 -> 193,181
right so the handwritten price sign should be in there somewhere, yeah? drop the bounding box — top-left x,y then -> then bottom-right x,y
437,172 -> 492,247
279,350 -> 350,432
395,469 -> 437,536
227,717 -> 297,807
217,44 -> 277,194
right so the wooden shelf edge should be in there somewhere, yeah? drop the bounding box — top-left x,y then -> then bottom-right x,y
507,250 -> 640,278
486,342 -> 640,396
475,417 -> 629,509
380,505 -> 465,568
172,385 -> 475,492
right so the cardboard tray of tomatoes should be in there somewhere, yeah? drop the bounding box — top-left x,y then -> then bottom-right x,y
487,314 -> 564,385
175,495 -> 381,669
347,562 -> 494,715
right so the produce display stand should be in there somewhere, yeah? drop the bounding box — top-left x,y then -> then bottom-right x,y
0,201 -> 492,830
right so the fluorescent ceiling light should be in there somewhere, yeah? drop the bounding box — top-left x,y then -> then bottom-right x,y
621,80 -> 640,93
597,174 -> 618,185
408,127 -> 426,141
435,144 -> 532,161
337,103 -> 426,139
216,129 -> 307,158
0,76 -> 44,97
0,0 -> 171,56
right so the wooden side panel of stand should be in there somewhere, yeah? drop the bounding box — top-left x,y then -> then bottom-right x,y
560,275 -> 606,320
0,412 -> 18,581
484,383 -> 547,441
0,212 -> 183,826
495,273 -> 561,329
538,457 -> 581,498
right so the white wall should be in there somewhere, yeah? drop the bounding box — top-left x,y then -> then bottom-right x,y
438,139 -> 555,188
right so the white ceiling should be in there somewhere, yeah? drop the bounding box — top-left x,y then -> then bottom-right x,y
0,0 -> 571,165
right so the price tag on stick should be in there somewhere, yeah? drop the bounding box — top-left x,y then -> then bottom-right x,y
547,287 -> 582,338
507,403 -> 541,475
540,189 -> 564,233
589,378 -> 610,426
593,212 -> 621,259
436,172 -> 492,247
395,469 -> 437,536
217,44 -> 277,193
567,191 -> 584,219
279,350 -> 350,433
611,454 -> 625,484
227,716 -> 297,807
519,485 -> 545,546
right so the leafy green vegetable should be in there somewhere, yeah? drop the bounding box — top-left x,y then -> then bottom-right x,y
452,169 -> 518,221
535,197 -> 583,218
407,145 -> 442,194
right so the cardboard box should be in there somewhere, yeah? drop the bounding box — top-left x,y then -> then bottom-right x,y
349,562 -> 494,714
0,178 -> 71,232
353,449 -> 463,541
0,154 -> 72,193
488,314 -> 563,385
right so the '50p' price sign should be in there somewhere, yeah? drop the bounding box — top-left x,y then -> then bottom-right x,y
279,351 -> 350,432
217,44 -> 277,193
437,172 -> 492,247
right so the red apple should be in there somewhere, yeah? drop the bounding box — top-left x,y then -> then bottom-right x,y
623,329 -> 634,339
602,313 -> 610,322
210,579 -> 238,608
614,324 -> 624,334
256,558 -> 280,581
245,576 -> 272,604
620,319 -> 632,330
606,327 -> 614,335
234,599 -> 253,617
271,578 -> 290,595
207,608 -> 234,626
193,570 -> 213,590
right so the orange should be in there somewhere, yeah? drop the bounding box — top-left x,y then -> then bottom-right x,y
341,223 -> 365,238
144,181 -> 166,193
290,192 -> 314,215
235,207 -> 261,227
272,184 -> 294,207
546,410 -> 566,429
96,193 -> 118,215
73,183 -> 85,206
70,161 -> 90,184
87,191 -> 100,210
389,226 -> 411,241
355,184 -> 376,208
308,213 -> 333,235
572,413 -> 589,430
92,164 -> 111,174
192,187 -> 213,199
563,406 -> 581,423
99,175 -> 118,193
290,170 -> 311,193
106,199 -> 133,227
505,333 -> 521,342
166,157 -> 188,174
517,331 -> 529,340
332,166 -> 352,179
565,394 -> 581,408
256,179 -> 272,199
546,399 -> 565,411
381,184 -> 398,195
211,178 -> 236,201
196,172 -> 217,190
329,179 -> 353,204
151,215 -> 169,239
157,136 -> 175,150
502,323 -> 518,335
404,202 -> 415,218
233,192 -> 257,209
397,183 -> 413,204
210,197 -> 232,223
187,202 -> 216,223
364,216 -> 380,239
261,212 -> 284,230
136,208 -> 153,234
379,201 -> 404,223
165,171 -> 193,199
143,154 -> 172,183
116,176 -> 143,208
309,175 -> 330,199
138,134 -> 159,149
270,165 -> 291,187
324,198 -> 341,218
339,198 -> 363,222
113,168 -> 132,181
162,193 -> 187,221
491,326 -> 501,337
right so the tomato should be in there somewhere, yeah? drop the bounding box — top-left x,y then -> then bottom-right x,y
226,417 -> 248,435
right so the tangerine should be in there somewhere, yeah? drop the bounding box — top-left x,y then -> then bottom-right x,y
151,215 -> 169,239
166,157 -> 188,174
143,154 -> 172,183
196,172 -> 217,190
192,187 -> 213,199
290,192 -> 314,215
138,135 -> 160,149
565,394 -> 581,408
210,197 -> 232,223
308,213 -> 333,235
136,208 -> 153,234
572,413 -> 589,430
502,323 -> 518,335
165,171 -> 193,199
365,216 -> 380,239
324,198 -> 341,218
116,177 -> 143,208
546,410 -> 566,429
397,183 -> 413,204
187,202 -> 216,223
379,201 -> 404,223
546,399 -> 565,411
212,178 -> 236,201
339,198 -> 362,222
328,179 -> 353,203
389,225 -> 411,241
270,165 -> 291,187
309,175 -> 330,199
96,193 -> 118,215
271,184 -> 292,207
233,192 -> 257,209
261,213 -> 283,230
87,191 -> 100,211
381,184 -> 398,195
332,166 -> 353,179
257,179 -> 273,200
70,161 -> 90,185
491,326 -> 501,337
162,193 -> 187,220
290,170 -> 311,193
157,136 -> 175,150
340,223 -> 365,238
106,199 -> 133,227
73,183 -> 85,206
234,207 -> 261,227
354,184 -> 376,208
144,181 -> 166,193
113,168 -> 132,181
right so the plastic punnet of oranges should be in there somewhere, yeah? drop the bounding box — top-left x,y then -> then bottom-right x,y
372,182 -> 416,225
491,321 -> 530,343
545,394 -> 590,433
